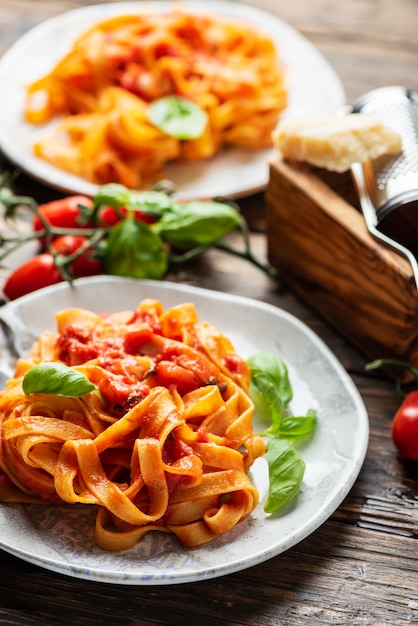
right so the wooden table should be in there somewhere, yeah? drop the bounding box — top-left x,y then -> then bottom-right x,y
0,1 -> 418,624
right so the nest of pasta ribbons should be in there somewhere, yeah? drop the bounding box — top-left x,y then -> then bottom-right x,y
25,9 -> 287,189
0,299 -> 266,550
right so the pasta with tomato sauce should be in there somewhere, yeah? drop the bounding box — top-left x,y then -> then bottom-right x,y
25,8 -> 287,189
0,299 -> 265,550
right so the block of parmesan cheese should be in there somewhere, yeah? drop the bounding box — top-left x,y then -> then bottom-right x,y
272,114 -> 402,172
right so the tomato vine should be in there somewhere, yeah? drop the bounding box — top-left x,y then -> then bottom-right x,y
0,174 -> 278,300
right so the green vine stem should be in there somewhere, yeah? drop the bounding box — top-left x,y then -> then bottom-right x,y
0,173 -> 279,283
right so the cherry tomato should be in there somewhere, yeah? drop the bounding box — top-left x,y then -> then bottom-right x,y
51,235 -> 103,277
97,206 -> 122,227
96,205 -> 155,227
366,359 -> 418,461
391,391 -> 418,460
32,196 -> 93,233
3,254 -> 62,301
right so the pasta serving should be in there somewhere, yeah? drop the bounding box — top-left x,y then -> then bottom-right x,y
25,8 -> 287,189
0,299 -> 265,551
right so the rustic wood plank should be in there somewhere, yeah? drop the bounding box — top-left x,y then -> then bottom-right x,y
0,1 -> 418,625
1,519 -> 418,626
242,0 -> 418,102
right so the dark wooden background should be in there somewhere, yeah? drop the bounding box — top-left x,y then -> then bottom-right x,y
0,1 -> 418,624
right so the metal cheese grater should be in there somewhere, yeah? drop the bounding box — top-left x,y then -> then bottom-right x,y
350,86 -> 418,286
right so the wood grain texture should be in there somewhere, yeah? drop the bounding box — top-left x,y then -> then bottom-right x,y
242,0 -> 418,104
0,1 -> 418,624
266,157 -> 418,378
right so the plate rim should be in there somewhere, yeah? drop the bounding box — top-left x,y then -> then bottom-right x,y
0,1 -> 345,200
0,276 -> 368,585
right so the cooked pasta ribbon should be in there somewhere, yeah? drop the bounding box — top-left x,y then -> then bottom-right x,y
25,8 -> 287,189
0,299 -> 265,550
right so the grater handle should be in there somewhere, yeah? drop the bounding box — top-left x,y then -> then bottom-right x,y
351,162 -> 418,288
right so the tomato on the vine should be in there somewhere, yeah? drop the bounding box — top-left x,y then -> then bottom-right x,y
32,196 -> 93,233
366,358 -> 418,461
3,254 -> 62,301
391,392 -> 418,460
52,235 -> 103,277
96,205 -> 155,227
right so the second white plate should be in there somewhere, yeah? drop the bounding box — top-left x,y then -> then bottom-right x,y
0,1 -> 345,200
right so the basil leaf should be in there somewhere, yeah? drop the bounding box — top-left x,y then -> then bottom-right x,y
252,372 -> 284,432
248,353 -> 293,410
264,438 -> 305,514
104,218 -> 168,279
93,183 -> 131,209
157,200 -> 241,250
148,96 -> 208,139
276,412 -> 317,440
127,191 -> 178,217
22,362 -> 96,397
247,352 -> 317,515
93,184 -> 176,220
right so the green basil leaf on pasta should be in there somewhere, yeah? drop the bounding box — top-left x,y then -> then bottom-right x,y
22,362 -> 96,397
148,96 -> 208,139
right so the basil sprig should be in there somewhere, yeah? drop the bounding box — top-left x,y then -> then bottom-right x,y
103,218 -> 168,280
93,184 -> 176,219
92,183 -> 245,274
155,200 -> 242,251
247,352 -> 317,514
86,183 -> 275,279
148,96 -> 208,139
22,362 -> 96,398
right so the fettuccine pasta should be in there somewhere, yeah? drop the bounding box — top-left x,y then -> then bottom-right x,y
25,7 -> 287,189
0,299 -> 265,550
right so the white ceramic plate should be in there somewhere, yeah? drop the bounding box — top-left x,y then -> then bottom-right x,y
0,276 -> 368,584
0,1 -> 345,200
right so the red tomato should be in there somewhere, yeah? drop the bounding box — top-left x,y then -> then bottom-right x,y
391,391 -> 418,460
97,206 -> 122,227
96,206 -> 155,227
3,254 -> 62,301
32,196 -> 93,233
51,235 -> 103,277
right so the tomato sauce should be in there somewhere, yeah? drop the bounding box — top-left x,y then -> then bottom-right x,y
55,317 -> 226,410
